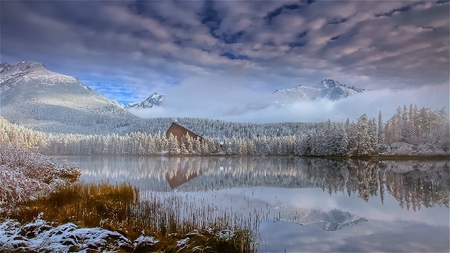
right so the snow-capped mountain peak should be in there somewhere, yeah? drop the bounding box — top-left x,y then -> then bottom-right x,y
0,61 -> 46,74
126,92 -> 164,109
0,61 -> 138,134
274,79 -> 365,103
0,61 -> 81,89
313,79 -> 341,89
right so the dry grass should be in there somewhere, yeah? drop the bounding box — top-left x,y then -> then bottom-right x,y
0,145 -> 257,251
6,182 -> 258,252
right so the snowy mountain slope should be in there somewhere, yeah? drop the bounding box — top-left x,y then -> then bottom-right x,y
126,92 -> 164,109
0,61 -> 140,134
274,79 -> 365,103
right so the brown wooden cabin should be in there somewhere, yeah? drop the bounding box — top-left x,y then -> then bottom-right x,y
165,122 -> 202,143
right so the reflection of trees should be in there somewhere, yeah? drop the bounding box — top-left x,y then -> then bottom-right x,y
384,161 -> 449,210
303,159 -> 381,202
353,160 -> 380,202
75,156 -> 449,209
307,159 -> 449,210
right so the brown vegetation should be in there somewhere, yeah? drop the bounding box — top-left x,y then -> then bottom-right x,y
6,183 -> 258,252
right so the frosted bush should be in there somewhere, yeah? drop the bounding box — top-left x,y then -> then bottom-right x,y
0,145 -> 80,209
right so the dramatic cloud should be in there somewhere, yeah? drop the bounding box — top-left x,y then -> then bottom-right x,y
1,0 -> 448,120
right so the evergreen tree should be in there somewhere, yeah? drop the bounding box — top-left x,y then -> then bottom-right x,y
201,139 -> 210,155
345,119 -> 357,155
353,114 -> 374,156
180,141 -> 189,155
167,133 -> 179,155
377,111 -> 384,144
247,139 -> 257,156
194,137 -> 202,155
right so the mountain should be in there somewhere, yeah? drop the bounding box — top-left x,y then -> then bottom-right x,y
274,79 -> 364,103
126,92 -> 164,109
0,61 -> 367,136
0,61 -> 140,134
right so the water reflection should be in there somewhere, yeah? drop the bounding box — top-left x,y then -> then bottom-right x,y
60,156 -> 449,210
307,159 -> 449,211
55,156 -> 449,252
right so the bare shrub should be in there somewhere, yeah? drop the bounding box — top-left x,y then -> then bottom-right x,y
0,145 -> 80,210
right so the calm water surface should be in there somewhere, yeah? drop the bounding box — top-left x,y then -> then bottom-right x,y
54,156 -> 449,252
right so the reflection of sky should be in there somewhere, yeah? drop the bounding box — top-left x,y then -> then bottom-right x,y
259,220 -> 449,252
251,187 -> 449,227
195,187 -> 449,252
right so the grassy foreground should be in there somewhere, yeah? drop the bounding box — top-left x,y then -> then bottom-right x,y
5,182 -> 258,252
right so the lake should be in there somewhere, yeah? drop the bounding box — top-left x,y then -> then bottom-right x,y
54,155 -> 449,252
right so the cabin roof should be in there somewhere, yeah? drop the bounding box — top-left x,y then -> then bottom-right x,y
165,122 -> 202,140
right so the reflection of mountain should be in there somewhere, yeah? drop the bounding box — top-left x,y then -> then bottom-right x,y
275,208 -> 367,231
69,156 -> 449,209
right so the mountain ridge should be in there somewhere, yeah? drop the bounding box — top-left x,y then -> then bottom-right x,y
0,61 -> 139,134
126,92 -> 164,109
0,61 -> 81,88
274,79 -> 365,103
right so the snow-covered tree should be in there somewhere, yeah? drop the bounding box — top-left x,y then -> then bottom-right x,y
353,114 -> 374,156
167,133 -> 179,155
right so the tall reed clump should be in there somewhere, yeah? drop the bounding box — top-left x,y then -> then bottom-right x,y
8,182 -> 258,252
8,182 -> 137,232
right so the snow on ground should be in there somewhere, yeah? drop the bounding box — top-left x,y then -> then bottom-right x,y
0,213 -> 156,252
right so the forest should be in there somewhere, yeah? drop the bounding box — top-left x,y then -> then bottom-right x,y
0,105 -> 448,157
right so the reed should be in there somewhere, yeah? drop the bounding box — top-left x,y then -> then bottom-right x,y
6,182 -> 258,252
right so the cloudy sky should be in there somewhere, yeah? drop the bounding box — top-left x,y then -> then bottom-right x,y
1,0 -> 449,122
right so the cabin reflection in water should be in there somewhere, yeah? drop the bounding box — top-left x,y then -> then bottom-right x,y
74,156 -> 449,209
165,169 -> 201,189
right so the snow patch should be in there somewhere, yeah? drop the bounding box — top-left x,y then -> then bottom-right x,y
0,217 -> 134,252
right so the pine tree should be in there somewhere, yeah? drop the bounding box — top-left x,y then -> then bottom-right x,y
201,139 -> 210,155
194,137 -> 202,155
247,139 -> 257,155
354,114 -> 374,156
345,119 -> 357,155
377,111 -> 384,144
401,105 -> 410,142
180,141 -> 189,155
167,133 -> 179,155
368,118 -> 377,148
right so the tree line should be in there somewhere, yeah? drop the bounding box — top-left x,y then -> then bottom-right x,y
0,104 -> 448,157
